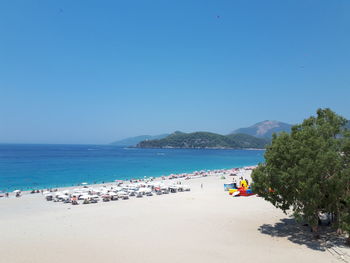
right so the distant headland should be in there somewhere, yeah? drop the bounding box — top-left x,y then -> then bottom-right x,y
110,120 -> 350,149
111,120 -> 294,149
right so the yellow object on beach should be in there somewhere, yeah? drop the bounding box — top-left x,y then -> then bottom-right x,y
240,180 -> 248,189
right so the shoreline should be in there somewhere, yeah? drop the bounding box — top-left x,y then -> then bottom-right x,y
1,165 -> 257,198
0,163 -> 260,193
134,146 -> 266,150
0,144 -> 265,192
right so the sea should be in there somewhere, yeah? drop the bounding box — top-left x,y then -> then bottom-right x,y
0,144 -> 265,192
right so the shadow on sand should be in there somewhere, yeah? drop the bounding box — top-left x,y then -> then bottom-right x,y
258,218 -> 348,252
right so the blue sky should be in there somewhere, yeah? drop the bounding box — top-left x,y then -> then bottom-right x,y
1,0 -> 349,144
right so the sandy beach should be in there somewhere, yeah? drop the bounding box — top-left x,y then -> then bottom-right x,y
0,173 -> 349,263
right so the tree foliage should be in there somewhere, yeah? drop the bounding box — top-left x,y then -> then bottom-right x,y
252,109 -> 350,242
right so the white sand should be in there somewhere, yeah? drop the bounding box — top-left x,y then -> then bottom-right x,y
0,174 -> 348,263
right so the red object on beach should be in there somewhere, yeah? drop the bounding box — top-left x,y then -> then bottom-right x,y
238,189 -> 255,196
239,192 -> 254,196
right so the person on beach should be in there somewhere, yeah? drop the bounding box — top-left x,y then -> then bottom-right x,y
201,183 -> 203,189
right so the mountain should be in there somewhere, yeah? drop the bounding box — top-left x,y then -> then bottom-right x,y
110,134 -> 169,146
137,131 -> 269,149
232,120 -> 292,138
127,119 -> 348,148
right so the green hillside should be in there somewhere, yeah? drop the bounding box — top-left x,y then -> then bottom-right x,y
110,134 -> 169,146
137,131 -> 269,149
226,133 -> 271,149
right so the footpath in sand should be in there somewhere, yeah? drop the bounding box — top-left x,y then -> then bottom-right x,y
0,175 -> 349,263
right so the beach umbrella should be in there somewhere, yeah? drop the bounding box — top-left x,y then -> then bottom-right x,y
81,182 -> 88,185
81,194 -> 90,199
13,190 -> 21,193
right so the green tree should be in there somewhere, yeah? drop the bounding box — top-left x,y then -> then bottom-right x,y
252,108 -> 350,243
339,130 -> 350,245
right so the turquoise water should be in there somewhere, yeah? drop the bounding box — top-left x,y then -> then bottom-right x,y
0,144 -> 265,191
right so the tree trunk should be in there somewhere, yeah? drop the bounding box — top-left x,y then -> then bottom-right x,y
311,213 -> 320,239
311,225 -> 320,239
336,228 -> 343,235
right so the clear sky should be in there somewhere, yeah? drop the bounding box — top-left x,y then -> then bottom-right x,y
1,0 -> 349,144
